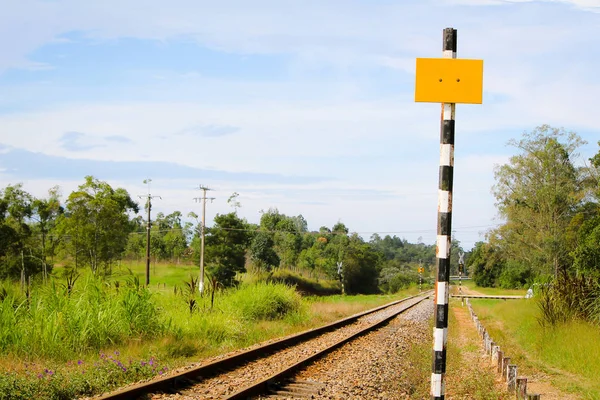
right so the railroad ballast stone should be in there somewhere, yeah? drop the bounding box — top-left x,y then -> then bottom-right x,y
272,298 -> 433,400
148,296 -> 428,400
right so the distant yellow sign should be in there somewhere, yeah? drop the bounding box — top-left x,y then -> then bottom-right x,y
415,58 -> 483,104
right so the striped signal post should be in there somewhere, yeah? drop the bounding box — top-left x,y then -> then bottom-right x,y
415,27 -> 483,399
459,251 -> 465,305
432,29 -> 455,397
458,251 -> 465,294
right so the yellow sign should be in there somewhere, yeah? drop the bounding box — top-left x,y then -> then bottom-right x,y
414,58 -> 483,104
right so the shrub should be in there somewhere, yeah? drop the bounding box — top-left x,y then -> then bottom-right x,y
227,282 -> 303,321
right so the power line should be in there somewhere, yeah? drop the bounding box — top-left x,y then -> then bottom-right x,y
49,223 -> 500,239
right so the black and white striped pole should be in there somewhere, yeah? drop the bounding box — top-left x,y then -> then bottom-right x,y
458,251 -> 465,295
415,27 -> 483,400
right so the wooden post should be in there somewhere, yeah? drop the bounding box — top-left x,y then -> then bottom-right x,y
507,365 -> 517,391
497,350 -> 504,373
516,377 -> 528,399
502,357 -> 511,380
489,341 -> 495,358
492,345 -> 499,363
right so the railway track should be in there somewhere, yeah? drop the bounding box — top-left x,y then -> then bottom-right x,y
97,291 -> 432,400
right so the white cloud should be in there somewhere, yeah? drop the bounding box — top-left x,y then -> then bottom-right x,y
1,0 -> 599,249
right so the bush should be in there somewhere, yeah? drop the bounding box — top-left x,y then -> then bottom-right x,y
227,282 -> 303,321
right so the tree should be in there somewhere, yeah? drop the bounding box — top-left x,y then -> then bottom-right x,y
31,186 -> 63,280
227,192 -> 242,213
258,208 -> 302,268
205,212 -> 251,287
492,125 -> 586,277
467,241 -> 504,287
56,176 -> 138,274
249,232 -> 280,271
0,184 -> 40,280
341,234 -> 381,294
570,143 -> 600,276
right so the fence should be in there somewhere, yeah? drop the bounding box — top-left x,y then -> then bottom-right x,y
465,299 -> 541,399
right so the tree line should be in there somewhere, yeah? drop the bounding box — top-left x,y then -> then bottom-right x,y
467,125 -> 600,324
0,177 -> 461,294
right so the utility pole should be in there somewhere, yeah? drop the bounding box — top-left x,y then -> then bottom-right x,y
139,179 -> 161,286
194,185 -> 215,295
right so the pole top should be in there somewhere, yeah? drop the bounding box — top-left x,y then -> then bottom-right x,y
443,28 -> 457,52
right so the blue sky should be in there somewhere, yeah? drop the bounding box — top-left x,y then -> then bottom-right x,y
1,0 -> 599,249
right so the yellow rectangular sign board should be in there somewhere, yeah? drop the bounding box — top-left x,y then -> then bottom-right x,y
415,58 -> 483,104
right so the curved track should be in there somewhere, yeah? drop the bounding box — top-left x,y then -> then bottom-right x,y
97,291 -> 432,400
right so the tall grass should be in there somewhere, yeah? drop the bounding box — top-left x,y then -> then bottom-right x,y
536,273 -> 600,326
0,274 -> 311,362
0,270 -> 413,399
0,276 -> 164,360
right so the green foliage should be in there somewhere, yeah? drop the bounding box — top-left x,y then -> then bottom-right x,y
468,242 -> 503,287
342,235 -> 381,294
0,184 -> 38,280
497,261 -> 532,289
492,125 -> 586,277
268,269 -> 341,296
378,262 -> 419,293
250,232 -> 280,272
571,216 -> 600,277
56,176 -> 138,275
226,282 -> 303,321
259,208 -> 303,268
205,212 -> 251,288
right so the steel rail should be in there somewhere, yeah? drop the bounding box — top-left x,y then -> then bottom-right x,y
225,293 -> 430,399
97,291 -> 432,400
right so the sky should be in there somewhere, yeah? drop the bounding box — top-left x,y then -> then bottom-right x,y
1,0 -> 599,250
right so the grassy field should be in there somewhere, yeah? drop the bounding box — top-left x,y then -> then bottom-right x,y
470,297 -> 600,398
0,263 -> 419,399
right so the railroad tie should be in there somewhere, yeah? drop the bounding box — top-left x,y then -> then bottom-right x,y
268,379 -> 325,399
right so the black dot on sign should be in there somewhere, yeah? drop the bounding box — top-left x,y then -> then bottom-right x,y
439,79 -> 443,82
456,78 -> 460,82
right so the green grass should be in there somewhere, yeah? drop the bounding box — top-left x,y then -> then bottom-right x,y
0,267 -> 417,400
471,298 -> 600,398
